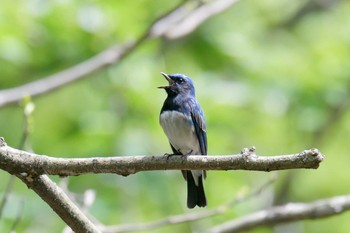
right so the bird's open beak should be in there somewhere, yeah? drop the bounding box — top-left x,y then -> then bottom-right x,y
158,72 -> 174,89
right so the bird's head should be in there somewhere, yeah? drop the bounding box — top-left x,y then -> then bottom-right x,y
158,72 -> 195,96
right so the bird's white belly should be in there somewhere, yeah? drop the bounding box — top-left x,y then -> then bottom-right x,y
160,111 -> 201,155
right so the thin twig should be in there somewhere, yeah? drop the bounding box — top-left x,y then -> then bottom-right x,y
0,176 -> 15,220
9,198 -> 24,233
18,97 -> 35,151
0,98 -> 35,226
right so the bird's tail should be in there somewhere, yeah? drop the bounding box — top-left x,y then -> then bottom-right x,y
186,170 -> 207,208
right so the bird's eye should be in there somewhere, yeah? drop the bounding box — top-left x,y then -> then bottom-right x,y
178,78 -> 184,84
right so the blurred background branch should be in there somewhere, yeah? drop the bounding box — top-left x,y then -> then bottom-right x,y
0,176 -> 15,221
208,194 -> 350,233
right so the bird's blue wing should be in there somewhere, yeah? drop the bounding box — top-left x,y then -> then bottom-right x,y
188,99 -> 207,155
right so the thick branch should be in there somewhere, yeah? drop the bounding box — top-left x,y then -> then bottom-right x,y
207,194 -> 350,233
0,139 -> 324,177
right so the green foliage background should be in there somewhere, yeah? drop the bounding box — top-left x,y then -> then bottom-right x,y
1,0 -> 350,232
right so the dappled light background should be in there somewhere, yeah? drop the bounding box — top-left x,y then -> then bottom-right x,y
1,0 -> 350,232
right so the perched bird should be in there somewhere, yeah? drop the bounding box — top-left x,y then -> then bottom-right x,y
158,72 -> 207,208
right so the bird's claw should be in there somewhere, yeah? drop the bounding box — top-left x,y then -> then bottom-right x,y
164,153 -> 176,161
164,152 -> 189,161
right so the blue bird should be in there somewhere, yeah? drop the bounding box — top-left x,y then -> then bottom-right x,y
158,72 -> 207,208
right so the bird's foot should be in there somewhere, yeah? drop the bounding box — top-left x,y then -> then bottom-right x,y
184,150 -> 193,156
164,152 -> 190,160
164,153 -> 176,161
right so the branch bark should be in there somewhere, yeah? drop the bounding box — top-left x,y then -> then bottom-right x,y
207,194 -> 350,233
0,139 -> 324,177
152,0 -> 240,39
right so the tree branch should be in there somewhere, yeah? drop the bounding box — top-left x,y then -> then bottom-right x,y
0,43 -> 129,108
0,139 -> 324,177
162,0 -> 240,39
207,194 -> 350,233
